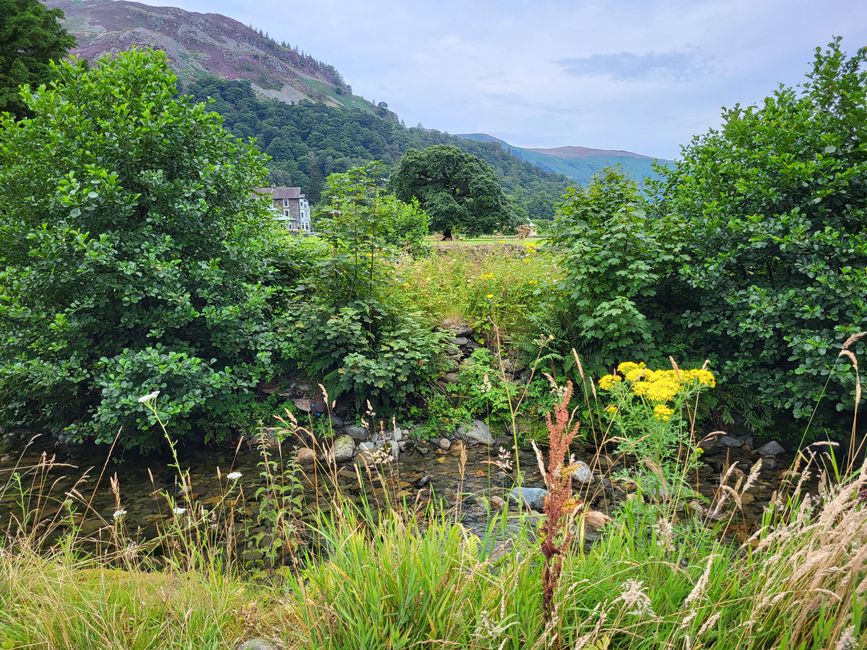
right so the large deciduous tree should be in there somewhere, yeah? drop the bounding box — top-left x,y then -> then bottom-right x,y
0,48 -> 290,451
0,0 -> 75,117
389,145 -> 515,238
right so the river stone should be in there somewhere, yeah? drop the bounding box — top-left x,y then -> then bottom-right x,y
296,447 -> 316,465
451,336 -> 470,347
457,420 -> 494,446
292,397 -> 312,413
329,435 -> 355,463
718,435 -> 744,448
438,438 -> 452,451
757,440 -> 784,456
341,425 -> 369,441
509,486 -> 548,511
571,461 -> 593,484
489,495 -> 505,510
357,441 -> 377,452
237,640 -> 275,650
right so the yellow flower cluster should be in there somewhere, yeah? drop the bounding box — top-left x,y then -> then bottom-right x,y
653,404 -> 674,421
599,362 -> 716,403
479,272 -> 495,281
598,374 -> 622,390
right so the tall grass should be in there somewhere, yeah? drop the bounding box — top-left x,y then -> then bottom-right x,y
0,342 -> 865,648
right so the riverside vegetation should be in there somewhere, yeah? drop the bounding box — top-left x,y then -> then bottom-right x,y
0,30 -> 865,650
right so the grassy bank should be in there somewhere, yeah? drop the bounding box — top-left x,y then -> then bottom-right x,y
1,466 -> 864,649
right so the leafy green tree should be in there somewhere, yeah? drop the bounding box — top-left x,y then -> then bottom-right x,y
0,0 -> 75,116
389,145 -> 517,238
657,38 -> 866,427
549,168 -> 678,365
285,163 -> 446,410
0,49 -> 292,451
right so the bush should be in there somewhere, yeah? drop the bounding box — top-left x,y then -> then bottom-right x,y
287,164 -> 448,411
548,168 -> 680,368
656,38 -> 866,427
0,49 -> 291,451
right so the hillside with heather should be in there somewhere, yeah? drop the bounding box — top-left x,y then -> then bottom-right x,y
45,0 -> 373,111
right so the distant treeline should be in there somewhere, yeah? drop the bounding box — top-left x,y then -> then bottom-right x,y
186,77 -> 571,219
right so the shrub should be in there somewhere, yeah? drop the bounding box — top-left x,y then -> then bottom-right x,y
548,168 -> 681,368
655,38 -> 866,427
287,164 -> 448,411
0,49 -> 291,451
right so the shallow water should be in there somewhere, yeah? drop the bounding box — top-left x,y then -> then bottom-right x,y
0,433 -> 790,546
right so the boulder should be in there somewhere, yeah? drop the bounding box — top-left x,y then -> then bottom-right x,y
341,425 -> 369,441
295,447 -> 316,465
757,440 -> 784,456
451,336 -> 470,347
718,435 -> 744,448
329,434 -> 355,463
509,486 -> 548,511
571,461 -> 593,485
457,420 -> 494,446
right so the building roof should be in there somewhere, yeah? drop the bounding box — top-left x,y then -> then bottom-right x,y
256,186 -> 302,200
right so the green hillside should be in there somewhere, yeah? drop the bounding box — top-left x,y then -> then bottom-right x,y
186,78 -> 572,219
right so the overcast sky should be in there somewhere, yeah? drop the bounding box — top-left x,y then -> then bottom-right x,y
141,0 -> 865,159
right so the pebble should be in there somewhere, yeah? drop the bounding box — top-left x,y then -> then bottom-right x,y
489,495 -> 505,510
296,447 -> 316,465
438,438 -> 451,451
236,639 -> 275,650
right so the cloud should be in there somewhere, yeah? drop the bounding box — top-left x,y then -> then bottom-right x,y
558,49 -> 712,81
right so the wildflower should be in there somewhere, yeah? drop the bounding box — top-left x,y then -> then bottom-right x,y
598,374 -> 621,391
486,293 -> 494,300
655,518 -> 675,552
173,506 -> 187,516
113,509 -> 127,520
605,404 -> 618,416
479,272 -> 495,281
137,390 -> 160,404
616,579 -> 654,617
634,378 -> 680,403
226,471 -> 242,481
653,404 -> 674,421
616,361 -> 642,375
684,368 -> 716,388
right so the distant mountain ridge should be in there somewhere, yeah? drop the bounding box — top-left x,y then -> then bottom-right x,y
457,133 -> 670,185
46,0 -> 381,114
45,0 -> 668,207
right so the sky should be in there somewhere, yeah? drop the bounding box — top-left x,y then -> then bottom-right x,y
140,0 -> 866,159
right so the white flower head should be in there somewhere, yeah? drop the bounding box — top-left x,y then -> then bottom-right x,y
226,471 -> 242,481
137,390 -> 160,404
172,506 -> 187,516
113,509 -> 127,520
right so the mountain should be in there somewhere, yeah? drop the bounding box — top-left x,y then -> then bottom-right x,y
457,133 -> 670,185
45,1 -> 655,219
46,0 -> 380,114
185,77 -> 571,218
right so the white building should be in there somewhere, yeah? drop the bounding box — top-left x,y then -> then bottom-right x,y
256,186 -> 312,233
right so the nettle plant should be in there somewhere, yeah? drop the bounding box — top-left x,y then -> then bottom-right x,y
598,362 -> 716,492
